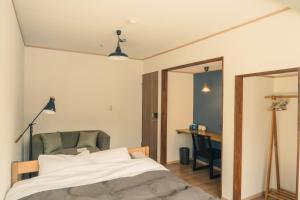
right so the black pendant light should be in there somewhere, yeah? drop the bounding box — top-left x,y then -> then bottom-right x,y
108,30 -> 128,60
202,66 -> 211,93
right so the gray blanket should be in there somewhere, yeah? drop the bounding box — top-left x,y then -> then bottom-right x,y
20,171 -> 217,200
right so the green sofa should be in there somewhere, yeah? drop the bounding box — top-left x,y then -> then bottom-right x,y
32,130 -> 110,160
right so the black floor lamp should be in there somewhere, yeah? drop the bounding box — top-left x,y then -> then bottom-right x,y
15,97 -> 56,160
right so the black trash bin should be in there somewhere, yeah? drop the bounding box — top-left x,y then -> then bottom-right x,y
179,147 -> 190,165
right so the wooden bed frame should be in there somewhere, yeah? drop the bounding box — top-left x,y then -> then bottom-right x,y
11,146 -> 149,185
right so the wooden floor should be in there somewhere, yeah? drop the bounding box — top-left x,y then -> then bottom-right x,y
166,162 -> 221,198
166,163 -> 267,200
253,197 -> 264,200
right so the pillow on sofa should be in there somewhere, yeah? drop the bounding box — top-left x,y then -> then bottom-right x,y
41,132 -> 63,154
51,148 -> 79,155
77,131 -> 98,148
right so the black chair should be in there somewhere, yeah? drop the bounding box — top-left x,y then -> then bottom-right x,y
191,133 -> 221,179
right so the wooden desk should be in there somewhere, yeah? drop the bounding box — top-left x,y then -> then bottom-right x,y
176,129 -> 222,142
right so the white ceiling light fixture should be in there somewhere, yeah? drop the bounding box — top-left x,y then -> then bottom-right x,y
202,66 -> 211,93
108,30 -> 128,60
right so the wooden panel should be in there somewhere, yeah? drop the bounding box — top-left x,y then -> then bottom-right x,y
162,57 -> 223,71
233,76 -> 243,200
265,111 -> 275,196
128,146 -> 149,157
266,189 -> 296,200
176,129 -> 222,142
11,146 -> 150,185
241,68 -> 300,78
273,111 -> 281,190
160,70 -> 168,164
265,95 -> 298,99
142,72 -> 158,160
11,160 -> 39,185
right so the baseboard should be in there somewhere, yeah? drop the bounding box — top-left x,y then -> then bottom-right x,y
166,159 -> 221,171
166,160 -> 180,165
221,192 -> 264,200
242,192 -> 264,200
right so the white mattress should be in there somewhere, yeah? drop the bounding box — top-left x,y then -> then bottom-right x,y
5,157 -> 167,200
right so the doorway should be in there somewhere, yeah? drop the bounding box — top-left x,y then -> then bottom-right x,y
160,57 -> 224,197
233,68 -> 300,200
142,71 -> 158,160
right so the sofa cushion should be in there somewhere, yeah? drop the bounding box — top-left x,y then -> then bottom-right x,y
60,131 -> 80,148
51,148 -> 78,155
77,131 -> 98,148
41,132 -> 63,154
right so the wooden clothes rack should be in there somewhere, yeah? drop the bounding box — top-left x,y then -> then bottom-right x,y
265,95 -> 298,100
264,95 -> 298,200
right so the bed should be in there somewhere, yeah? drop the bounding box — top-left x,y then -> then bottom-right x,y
6,146 -> 217,200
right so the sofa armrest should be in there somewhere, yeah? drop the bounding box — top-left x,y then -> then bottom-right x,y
97,131 -> 110,150
32,134 -> 44,160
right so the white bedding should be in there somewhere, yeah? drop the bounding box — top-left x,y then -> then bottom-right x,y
38,147 -> 132,175
5,157 -> 167,200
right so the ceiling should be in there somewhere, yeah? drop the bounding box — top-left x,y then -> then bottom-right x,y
171,61 -> 222,74
13,0 -> 287,60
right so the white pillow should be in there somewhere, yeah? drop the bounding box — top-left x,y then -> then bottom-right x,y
130,151 -> 147,159
38,150 -> 90,175
90,147 -> 131,163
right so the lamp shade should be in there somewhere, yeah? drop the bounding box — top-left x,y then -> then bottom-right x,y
43,97 -> 56,114
108,30 -> 128,60
108,46 -> 128,60
201,66 -> 211,93
202,83 -> 211,93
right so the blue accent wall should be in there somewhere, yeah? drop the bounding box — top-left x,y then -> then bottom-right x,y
193,70 -> 222,133
193,70 -> 222,167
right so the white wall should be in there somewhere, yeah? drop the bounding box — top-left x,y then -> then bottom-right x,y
0,0 -> 24,199
24,47 -> 143,152
242,77 -> 273,198
273,76 -> 298,192
143,9 -> 300,199
167,72 -> 193,162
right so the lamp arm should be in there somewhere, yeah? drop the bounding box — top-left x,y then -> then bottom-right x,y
15,107 -> 45,143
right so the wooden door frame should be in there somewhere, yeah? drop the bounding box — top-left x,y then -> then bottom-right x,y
142,71 -> 159,161
160,56 -> 224,165
233,67 -> 300,200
